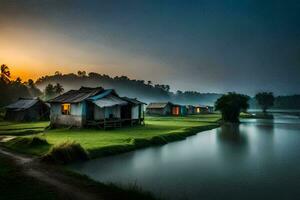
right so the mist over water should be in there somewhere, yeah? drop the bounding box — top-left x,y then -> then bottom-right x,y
71,114 -> 300,200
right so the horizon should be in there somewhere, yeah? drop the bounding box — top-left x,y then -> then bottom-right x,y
1,0 -> 300,95
29,70 -> 298,97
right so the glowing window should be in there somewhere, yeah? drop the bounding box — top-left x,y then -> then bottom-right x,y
61,103 -> 71,115
196,107 -> 200,113
172,107 -> 180,115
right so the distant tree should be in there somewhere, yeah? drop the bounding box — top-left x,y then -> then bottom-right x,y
215,92 -> 250,123
15,77 -> 22,84
53,83 -> 64,95
147,80 -> 152,86
165,85 -> 170,92
176,90 -> 183,95
27,79 -> 35,87
0,64 -> 11,83
26,79 -> 42,97
255,92 -> 275,113
44,83 -> 55,99
55,71 -> 62,76
77,70 -> 87,77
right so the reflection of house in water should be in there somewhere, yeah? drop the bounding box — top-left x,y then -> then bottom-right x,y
5,98 -> 50,121
48,87 -> 145,129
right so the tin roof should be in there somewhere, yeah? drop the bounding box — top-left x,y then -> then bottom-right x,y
121,97 -> 146,105
6,98 -> 42,111
93,95 -> 128,108
48,87 -> 104,103
147,102 -> 172,109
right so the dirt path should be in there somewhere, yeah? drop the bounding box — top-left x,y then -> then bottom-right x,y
0,147 -> 102,200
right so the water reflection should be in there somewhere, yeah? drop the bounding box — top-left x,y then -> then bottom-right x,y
217,124 -> 247,144
71,116 -> 300,200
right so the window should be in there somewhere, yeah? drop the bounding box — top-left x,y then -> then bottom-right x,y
172,107 -> 180,115
61,103 -> 71,115
196,107 -> 201,113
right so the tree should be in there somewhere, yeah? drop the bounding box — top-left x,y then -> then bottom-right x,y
26,79 -> 42,97
15,77 -> 22,84
215,92 -> 250,123
44,83 -> 55,99
255,92 -> 275,113
55,71 -> 62,76
0,64 -> 11,83
27,79 -> 35,87
53,83 -> 64,95
77,70 -> 87,77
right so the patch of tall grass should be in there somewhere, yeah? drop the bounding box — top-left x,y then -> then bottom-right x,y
42,141 -> 89,164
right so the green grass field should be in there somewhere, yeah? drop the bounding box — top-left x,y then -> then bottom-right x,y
1,114 -> 220,159
0,121 -> 50,135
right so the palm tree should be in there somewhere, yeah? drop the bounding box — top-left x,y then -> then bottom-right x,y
0,64 -> 11,83
54,83 -> 64,95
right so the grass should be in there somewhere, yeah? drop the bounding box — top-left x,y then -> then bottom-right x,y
59,168 -> 161,200
0,121 -> 49,135
4,136 -> 51,155
42,141 -> 89,164
1,114 -> 220,160
0,155 -> 58,200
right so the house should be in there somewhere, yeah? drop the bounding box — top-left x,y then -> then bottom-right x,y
207,106 -> 214,113
146,102 -> 188,116
146,102 -> 173,115
187,105 -> 196,114
171,104 -> 187,116
4,98 -> 50,121
121,97 -> 146,125
195,105 -> 214,113
48,87 -> 145,128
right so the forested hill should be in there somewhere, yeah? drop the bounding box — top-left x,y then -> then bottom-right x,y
35,72 -> 221,105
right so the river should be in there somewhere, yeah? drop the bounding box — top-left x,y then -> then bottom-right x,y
70,114 -> 300,200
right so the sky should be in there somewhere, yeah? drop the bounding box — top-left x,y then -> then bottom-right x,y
0,0 -> 300,95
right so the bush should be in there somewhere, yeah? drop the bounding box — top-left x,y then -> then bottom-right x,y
42,141 -> 89,164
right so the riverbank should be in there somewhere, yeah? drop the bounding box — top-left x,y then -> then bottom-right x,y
0,147 -> 159,200
0,114 -> 220,200
0,114 -> 220,162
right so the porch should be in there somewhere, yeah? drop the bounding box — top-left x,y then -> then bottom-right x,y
85,117 -> 145,129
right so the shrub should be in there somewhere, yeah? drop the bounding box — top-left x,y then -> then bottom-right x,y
42,141 -> 89,164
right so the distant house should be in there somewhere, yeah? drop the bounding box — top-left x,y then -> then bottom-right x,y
5,98 -> 50,121
207,106 -> 214,113
48,87 -> 145,128
187,105 -> 196,114
146,102 -> 188,116
146,102 -> 173,116
194,105 -> 214,113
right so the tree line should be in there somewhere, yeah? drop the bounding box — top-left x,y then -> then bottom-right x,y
0,64 -> 64,107
215,92 -> 275,123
